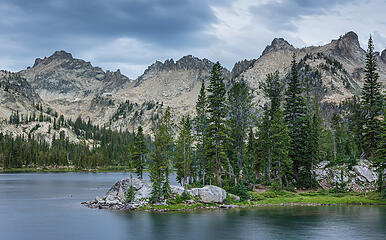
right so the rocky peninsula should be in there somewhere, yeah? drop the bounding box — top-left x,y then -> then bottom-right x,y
82,160 -> 385,212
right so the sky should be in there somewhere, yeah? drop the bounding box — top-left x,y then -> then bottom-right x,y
0,0 -> 385,79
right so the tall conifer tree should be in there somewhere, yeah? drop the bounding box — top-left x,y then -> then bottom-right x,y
175,116 -> 193,187
194,80 -> 209,184
361,36 -> 383,161
131,126 -> 147,179
260,71 -> 292,187
207,62 -> 227,187
284,54 -> 308,184
227,80 -> 253,184
150,107 -> 173,202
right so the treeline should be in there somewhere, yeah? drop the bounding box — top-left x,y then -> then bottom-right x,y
128,36 -> 384,201
1,106 -> 155,169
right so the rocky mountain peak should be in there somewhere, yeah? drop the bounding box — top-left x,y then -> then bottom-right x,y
33,50 -> 73,67
341,31 -> 359,41
143,55 -> 214,74
51,50 -> 73,59
262,38 -> 295,56
328,31 -> 364,60
338,31 -> 360,48
381,49 -> 386,63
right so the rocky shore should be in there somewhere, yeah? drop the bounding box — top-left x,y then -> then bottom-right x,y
82,178 -> 240,211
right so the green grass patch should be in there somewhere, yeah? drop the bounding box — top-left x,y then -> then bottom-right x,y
248,190 -> 386,205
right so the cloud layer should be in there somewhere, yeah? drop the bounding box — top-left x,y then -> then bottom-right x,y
0,0 -> 385,78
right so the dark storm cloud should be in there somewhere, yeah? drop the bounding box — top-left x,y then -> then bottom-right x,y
0,0 -> 384,78
249,0 -> 358,31
1,0 -> 224,48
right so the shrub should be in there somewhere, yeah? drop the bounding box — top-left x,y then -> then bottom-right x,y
224,194 -> 240,204
248,191 -> 265,201
270,180 -> 282,191
180,191 -> 191,201
125,186 -> 135,203
167,191 -> 191,205
226,181 -> 249,201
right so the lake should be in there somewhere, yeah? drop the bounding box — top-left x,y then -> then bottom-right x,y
0,173 -> 385,240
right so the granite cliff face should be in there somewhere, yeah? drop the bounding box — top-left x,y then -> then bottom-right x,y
0,70 -> 41,119
0,31 -> 384,135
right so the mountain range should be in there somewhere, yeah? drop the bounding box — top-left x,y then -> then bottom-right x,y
0,31 -> 385,139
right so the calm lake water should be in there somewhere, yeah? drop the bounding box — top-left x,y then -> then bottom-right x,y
0,173 -> 385,240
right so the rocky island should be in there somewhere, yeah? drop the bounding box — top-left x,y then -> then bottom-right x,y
82,177 -> 239,211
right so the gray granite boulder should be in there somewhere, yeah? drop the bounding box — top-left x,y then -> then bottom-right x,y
313,159 -> 379,192
188,185 -> 227,203
105,178 -> 152,203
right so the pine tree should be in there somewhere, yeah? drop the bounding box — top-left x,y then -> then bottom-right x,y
245,128 -> 259,182
226,80 -> 254,185
304,99 -> 323,185
175,116 -> 194,187
361,36 -> 383,161
131,126 -> 147,179
256,104 -> 272,183
150,107 -> 174,202
206,62 -> 227,187
284,54 -> 308,185
375,96 -> 385,194
259,71 -> 292,187
270,108 -> 291,188
346,96 -> 364,155
194,80 -> 209,184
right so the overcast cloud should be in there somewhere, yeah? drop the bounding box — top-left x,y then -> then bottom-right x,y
0,0 -> 385,78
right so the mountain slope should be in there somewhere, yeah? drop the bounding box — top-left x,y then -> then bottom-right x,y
0,70 -> 41,120
19,50 -> 132,120
235,31 -> 386,120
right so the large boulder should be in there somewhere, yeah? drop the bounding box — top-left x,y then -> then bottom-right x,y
188,185 -> 227,203
313,159 -> 380,192
105,178 -> 152,203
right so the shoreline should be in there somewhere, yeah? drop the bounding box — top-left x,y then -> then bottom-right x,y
82,201 -> 386,213
82,191 -> 386,213
0,166 -> 132,173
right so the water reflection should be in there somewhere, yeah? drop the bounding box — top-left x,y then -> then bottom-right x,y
1,173 -> 385,240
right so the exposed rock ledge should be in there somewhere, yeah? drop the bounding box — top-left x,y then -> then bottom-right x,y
313,159 -> 382,192
82,178 -> 237,211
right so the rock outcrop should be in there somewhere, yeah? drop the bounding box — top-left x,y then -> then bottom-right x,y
381,49 -> 386,63
0,71 -> 42,120
313,160 -> 381,192
83,178 -> 233,210
261,38 -> 295,56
